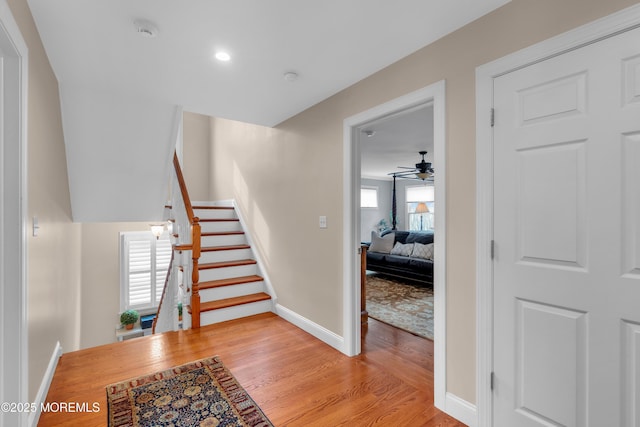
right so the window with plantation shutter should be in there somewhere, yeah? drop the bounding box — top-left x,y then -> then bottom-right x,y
120,232 -> 172,313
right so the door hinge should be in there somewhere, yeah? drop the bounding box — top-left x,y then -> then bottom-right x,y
490,108 -> 495,127
490,372 -> 495,391
491,240 -> 495,260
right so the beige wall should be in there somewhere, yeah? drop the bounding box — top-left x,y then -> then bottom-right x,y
208,117 -> 345,330
183,112 -> 212,201
79,222 -> 152,349
7,0 -> 83,401
202,0 -> 640,404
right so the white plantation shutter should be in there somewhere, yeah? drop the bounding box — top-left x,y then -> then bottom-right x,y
121,232 -> 172,312
406,185 -> 434,202
129,239 -> 152,307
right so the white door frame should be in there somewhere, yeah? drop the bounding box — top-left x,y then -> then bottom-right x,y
475,4 -> 640,426
0,1 -> 28,426
343,80 -> 447,406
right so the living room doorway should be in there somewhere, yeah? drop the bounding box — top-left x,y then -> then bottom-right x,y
343,80 -> 446,407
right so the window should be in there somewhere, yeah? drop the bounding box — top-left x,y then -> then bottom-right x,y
361,186 -> 379,208
120,232 -> 172,313
406,185 -> 435,231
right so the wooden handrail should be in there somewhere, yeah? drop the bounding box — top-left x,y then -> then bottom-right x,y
171,151 -> 202,328
173,153 -> 195,224
153,249 -> 175,334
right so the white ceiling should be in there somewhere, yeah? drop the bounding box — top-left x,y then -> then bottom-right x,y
360,104 -> 434,180
26,0 -> 509,221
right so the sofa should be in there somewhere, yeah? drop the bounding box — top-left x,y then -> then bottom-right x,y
364,230 -> 434,284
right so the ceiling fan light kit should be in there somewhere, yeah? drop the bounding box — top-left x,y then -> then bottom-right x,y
390,150 -> 435,181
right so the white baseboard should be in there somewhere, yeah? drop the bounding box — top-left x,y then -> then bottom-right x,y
445,392 -> 477,427
274,304 -> 345,352
28,341 -> 62,427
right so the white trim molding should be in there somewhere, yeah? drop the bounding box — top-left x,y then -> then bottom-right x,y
475,4 -> 640,426
343,80 -> 447,408
445,392 -> 477,427
28,342 -> 62,427
0,1 -> 29,426
274,304 -> 345,352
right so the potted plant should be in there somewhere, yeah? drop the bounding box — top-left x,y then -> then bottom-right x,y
177,302 -> 183,321
120,309 -> 139,330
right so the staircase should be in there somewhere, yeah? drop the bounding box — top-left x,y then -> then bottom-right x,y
186,204 -> 273,327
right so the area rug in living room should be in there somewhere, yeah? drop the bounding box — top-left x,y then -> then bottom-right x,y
366,273 -> 434,340
106,355 -> 273,427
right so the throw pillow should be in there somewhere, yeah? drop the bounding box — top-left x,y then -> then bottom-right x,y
369,231 -> 395,253
412,242 -> 434,260
390,242 -> 414,256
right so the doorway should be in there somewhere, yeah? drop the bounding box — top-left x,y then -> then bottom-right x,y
0,2 -> 29,427
343,80 -> 446,407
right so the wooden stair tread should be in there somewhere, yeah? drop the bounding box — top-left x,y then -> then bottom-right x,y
201,231 -> 244,236
201,244 -> 251,252
199,259 -> 256,270
200,293 -> 271,312
199,218 -> 239,223
199,275 -> 264,290
193,206 -> 234,210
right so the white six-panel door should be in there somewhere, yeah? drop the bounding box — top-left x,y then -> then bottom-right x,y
492,25 -> 640,426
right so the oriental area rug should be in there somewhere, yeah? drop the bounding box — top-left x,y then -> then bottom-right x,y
106,355 -> 273,427
366,273 -> 434,340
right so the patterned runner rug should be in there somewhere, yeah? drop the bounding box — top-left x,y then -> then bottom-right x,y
366,274 -> 434,340
106,355 -> 273,427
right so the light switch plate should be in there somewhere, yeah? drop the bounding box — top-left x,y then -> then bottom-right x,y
319,216 -> 327,228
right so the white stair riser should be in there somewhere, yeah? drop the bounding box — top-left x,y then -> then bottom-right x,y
201,234 -> 247,247
193,209 -> 237,220
199,281 -> 265,303
198,264 -> 258,282
200,249 -> 253,264
200,300 -> 273,326
200,221 -> 243,233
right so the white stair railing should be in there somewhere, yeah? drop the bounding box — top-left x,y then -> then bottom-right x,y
153,151 -> 200,333
153,250 -> 178,334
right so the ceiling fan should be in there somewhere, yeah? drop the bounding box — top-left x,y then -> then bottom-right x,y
389,150 -> 434,181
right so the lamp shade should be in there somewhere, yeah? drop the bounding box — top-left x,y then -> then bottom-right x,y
416,172 -> 432,180
414,202 -> 430,214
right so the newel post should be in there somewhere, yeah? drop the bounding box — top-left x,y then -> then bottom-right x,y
360,245 -> 368,324
191,217 -> 201,328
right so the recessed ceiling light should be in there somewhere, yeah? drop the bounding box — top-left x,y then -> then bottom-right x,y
215,52 -> 231,62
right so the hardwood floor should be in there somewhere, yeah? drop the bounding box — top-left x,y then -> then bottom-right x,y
39,313 -> 466,426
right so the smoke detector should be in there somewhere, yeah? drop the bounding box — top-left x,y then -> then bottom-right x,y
283,71 -> 299,82
134,19 -> 158,38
